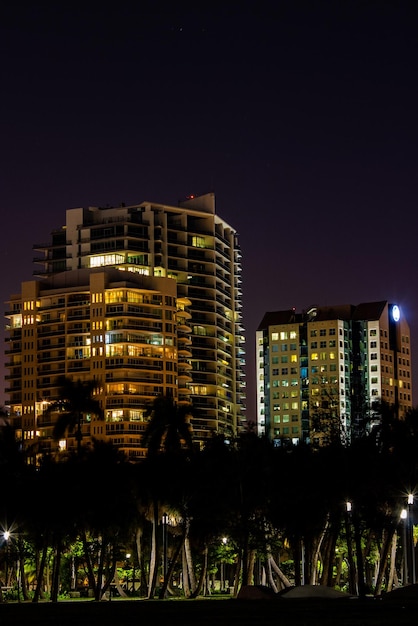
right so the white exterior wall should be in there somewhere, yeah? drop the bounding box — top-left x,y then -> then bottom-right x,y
256,329 -> 265,435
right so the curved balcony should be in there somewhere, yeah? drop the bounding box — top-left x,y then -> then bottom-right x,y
178,336 -> 192,346
178,347 -> 193,358
177,323 -> 192,333
178,358 -> 192,369
178,372 -> 193,383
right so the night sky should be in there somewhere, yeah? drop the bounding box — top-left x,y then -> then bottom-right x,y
1,1 -> 418,415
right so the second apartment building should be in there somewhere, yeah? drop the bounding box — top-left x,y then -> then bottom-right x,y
256,301 -> 412,446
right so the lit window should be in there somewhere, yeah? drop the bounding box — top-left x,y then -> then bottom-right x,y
192,236 -> 206,248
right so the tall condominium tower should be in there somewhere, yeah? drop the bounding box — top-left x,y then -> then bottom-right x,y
256,302 -> 412,447
6,193 -> 245,459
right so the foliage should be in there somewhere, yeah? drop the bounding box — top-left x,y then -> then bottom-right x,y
2,402 -> 418,601
45,376 -> 103,455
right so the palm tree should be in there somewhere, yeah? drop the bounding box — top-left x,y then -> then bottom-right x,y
140,395 -> 194,598
45,376 -> 103,456
141,395 -> 194,458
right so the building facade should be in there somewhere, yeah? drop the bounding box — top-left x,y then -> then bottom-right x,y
256,302 -> 412,447
6,193 -> 245,458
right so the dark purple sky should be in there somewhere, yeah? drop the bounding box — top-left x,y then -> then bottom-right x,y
1,1 -> 418,414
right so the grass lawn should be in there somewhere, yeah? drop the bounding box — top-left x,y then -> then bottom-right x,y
1,596 -> 418,626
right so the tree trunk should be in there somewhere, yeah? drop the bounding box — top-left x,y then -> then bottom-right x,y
182,545 -> 190,597
311,517 -> 329,585
353,514 -> 366,596
293,538 -> 302,586
99,544 -> 118,600
114,568 -> 128,598
95,535 -> 105,601
190,545 -> 208,598
346,514 -> 357,595
375,527 -> 395,596
334,553 -> 343,587
147,500 -> 160,599
50,538 -> 62,603
18,538 -> 29,601
135,527 -> 148,596
233,553 -> 241,597
269,554 -> 292,588
159,531 -> 185,599
320,521 -> 339,587
387,530 -> 398,592
33,538 -> 49,603
184,534 -> 196,594
247,549 -> 256,586
266,557 -> 279,593
81,531 -> 97,595
240,528 -> 250,586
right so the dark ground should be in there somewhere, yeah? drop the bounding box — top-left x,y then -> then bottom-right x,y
1,596 -> 418,626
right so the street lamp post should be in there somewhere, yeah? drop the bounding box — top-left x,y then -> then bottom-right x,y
162,513 -> 168,597
3,531 -> 10,590
401,508 -> 408,585
221,537 -> 228,593
408,494 -> 416,585
345,501 -> 357,595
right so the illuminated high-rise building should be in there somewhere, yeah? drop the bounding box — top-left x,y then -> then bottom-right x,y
6,193 -> 245,459
256,301 -> 412,446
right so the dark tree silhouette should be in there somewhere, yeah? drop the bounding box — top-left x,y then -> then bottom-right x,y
45,376 -> 103,456
141,395 -> 194,457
